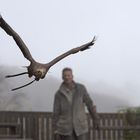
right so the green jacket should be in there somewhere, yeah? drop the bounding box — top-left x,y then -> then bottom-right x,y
53,82 -> 98,136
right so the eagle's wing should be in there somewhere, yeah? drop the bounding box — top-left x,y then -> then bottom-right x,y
0,15 -> 34,62
47,36 -> 96,67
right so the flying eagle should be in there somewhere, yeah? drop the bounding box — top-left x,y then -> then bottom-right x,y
0,15 -> 96,91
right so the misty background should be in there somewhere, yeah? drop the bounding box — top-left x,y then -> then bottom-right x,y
0,0 -> 140,112
0,66 -> 132,112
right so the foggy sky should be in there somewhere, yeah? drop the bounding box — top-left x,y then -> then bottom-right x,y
0,0 -> 140,106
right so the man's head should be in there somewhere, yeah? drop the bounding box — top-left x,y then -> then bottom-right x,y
62,67 -> 73,85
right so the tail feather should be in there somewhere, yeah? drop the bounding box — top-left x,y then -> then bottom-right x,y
11,79 -> 36,91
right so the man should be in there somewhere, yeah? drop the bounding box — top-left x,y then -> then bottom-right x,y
53,67 -> 99,140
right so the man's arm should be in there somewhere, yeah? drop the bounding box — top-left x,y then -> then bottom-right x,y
53,92 -> 61,133
82,86 -> 100,129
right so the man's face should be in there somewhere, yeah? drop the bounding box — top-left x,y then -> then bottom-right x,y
62,70 -> 73,84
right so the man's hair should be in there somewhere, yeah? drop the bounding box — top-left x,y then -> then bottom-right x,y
62,67 -> 72,74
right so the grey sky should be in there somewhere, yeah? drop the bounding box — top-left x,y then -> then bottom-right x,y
0,0 -> 140,106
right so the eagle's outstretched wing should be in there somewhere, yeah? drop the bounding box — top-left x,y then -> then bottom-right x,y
0,15 -> 35,62
47,36 -> 96,67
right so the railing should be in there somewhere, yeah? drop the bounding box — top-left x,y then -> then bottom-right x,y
0,111 -> 139,140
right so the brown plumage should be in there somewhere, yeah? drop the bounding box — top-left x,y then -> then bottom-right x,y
0,15 -> 96,91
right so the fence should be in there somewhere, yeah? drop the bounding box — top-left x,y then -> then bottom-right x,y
0,111 -> 139,140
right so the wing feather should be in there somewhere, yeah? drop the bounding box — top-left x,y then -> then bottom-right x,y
47,37 -> 96,68
0,16 -> 34,62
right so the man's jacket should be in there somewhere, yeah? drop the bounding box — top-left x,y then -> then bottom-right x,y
53,82 -> 98,136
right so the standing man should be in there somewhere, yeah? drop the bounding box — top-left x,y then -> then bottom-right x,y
53,67 -> 99,140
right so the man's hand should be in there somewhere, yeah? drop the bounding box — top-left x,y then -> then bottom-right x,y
54,134 -> 61,140
93,121 -> 100,130
92,105 -> 100,130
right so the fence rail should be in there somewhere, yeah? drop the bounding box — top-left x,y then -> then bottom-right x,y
0,111 -> 139,140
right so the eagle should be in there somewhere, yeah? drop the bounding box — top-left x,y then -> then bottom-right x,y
0,15 -> 96,91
